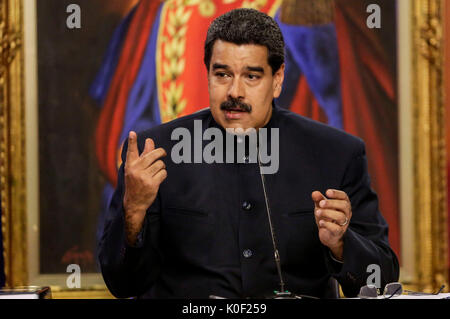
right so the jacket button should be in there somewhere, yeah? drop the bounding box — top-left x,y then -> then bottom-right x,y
243,249 -> 253,258
242,201 -> 252,211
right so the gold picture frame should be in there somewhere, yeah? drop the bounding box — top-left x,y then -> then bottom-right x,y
0,0 -> 27,288
1,0 -> 111,298
0,0 -> 448,297
410,0 -> 448,291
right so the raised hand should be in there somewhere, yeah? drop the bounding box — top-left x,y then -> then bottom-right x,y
312,189 -> 352,261
123,131 -> 167,245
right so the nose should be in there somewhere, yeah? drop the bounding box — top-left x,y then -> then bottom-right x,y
228,77 -> 244,100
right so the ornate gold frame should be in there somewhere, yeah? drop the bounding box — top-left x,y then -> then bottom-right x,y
411,0 -> 448,291
0,0 -> 27,288
0,0 -> 448,296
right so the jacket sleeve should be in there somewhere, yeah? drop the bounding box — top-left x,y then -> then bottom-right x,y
324,141 -> 399,297
98,139 -> 162,298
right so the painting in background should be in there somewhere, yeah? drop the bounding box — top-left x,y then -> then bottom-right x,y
37,0 -> 138,274
92,0 -> 399,260
34,0 -> 399,276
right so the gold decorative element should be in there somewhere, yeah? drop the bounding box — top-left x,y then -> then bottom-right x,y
0,0 -> 27,287
419,16 -> 442,68
241,0 -> 267,11
412,0 -> 448,292
267,0 -> 282,18
50,287 -> 115,299
159,0 -> 192,122
198,0 -> 216,17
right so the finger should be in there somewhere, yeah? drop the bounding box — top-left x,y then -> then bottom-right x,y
126,131 -> 139,163
325,189 -> 349,201
153,168 -> 168,185
139,148 -> 167,169
312,191 -> 328,227
318,219 -> 345,237
318,199 -> 350,213
141,138 -> 155,157
145,160 -> 166,177
316,209 -> 348,226
311,191 -> 326,209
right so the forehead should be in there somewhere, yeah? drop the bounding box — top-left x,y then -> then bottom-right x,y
210,40 -> 269,69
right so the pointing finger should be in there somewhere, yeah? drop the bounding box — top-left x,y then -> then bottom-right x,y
126,131 -> 139,162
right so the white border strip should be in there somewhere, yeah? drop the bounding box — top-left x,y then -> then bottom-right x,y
24,0 -> 40,283
398,0 -> 415,283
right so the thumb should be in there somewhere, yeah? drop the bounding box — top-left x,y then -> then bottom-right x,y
311,191 -> 326,209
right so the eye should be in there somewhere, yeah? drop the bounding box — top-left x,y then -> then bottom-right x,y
215,72 -> 229,78
247,74 -> 261,80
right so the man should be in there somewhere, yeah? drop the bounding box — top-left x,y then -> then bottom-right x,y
99,8 -> 399,299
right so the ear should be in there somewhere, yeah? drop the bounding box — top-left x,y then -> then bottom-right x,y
272,63 -> 285,99
207,66 -> 211,88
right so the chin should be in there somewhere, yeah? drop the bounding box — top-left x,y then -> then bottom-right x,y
221,120 -> 253,131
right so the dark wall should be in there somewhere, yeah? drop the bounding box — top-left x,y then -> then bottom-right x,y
37,0 -> 137,274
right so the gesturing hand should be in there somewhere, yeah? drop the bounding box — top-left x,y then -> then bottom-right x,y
311,189 -> 352,261
123,131 -> 167,245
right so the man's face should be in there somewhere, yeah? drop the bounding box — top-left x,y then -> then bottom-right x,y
207,40 -> 284,130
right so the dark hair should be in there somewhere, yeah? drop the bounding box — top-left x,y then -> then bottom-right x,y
204,8 -> 285,74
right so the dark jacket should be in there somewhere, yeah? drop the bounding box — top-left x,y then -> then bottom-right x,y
99,105 -> 399,298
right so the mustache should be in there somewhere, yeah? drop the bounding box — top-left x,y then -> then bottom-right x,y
220,97 -> 252,113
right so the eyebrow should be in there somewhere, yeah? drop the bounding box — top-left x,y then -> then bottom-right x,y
212,63 -> 265,74
212,63 -> 230,71
246,66 -> 264,74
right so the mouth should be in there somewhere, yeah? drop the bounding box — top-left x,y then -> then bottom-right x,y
220,98 -> 252,120
226,108 -> 247,113
223,108 -> 248,120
